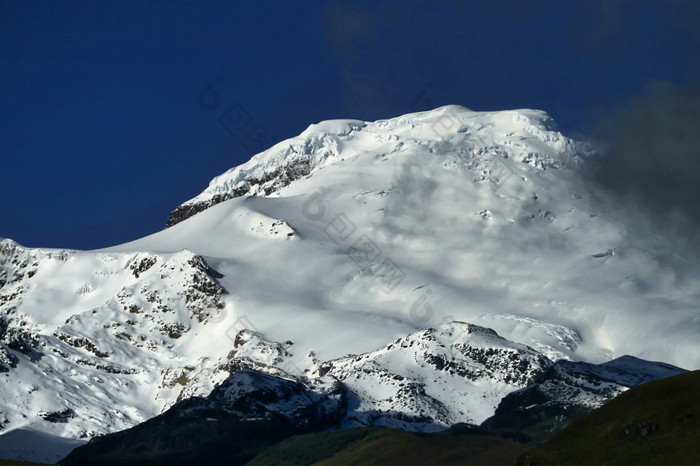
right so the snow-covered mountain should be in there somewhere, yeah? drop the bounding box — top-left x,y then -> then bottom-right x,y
229,322 -> 551,431
1,105 -> 698,462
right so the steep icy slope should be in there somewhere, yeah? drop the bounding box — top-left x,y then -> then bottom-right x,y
1,105 -> 698,462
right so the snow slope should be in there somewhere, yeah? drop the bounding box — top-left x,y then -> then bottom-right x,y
1,105 -> 698,462
119,105 -> 699,368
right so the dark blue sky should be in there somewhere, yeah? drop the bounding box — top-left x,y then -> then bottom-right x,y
2,1 -> 699,250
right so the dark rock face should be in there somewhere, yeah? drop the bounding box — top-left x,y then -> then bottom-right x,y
59,369 -> 347,466
0,317 -> 19,371
40,409 -> 76,423
164,159 -> 312,228
164,192 -> 238,229
0,316 -> 40,371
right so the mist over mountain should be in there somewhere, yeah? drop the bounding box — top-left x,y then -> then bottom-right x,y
587,84 -> 700,265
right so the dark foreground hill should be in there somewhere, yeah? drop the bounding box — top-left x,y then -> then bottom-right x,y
0,460 -> 49,466
516,370 -> 700,466
248,425 -> 528,466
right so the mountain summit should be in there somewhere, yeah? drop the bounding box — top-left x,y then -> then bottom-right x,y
166,106 -> 580,227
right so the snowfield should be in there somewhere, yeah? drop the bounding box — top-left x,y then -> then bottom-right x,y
1,105 -> 698,462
